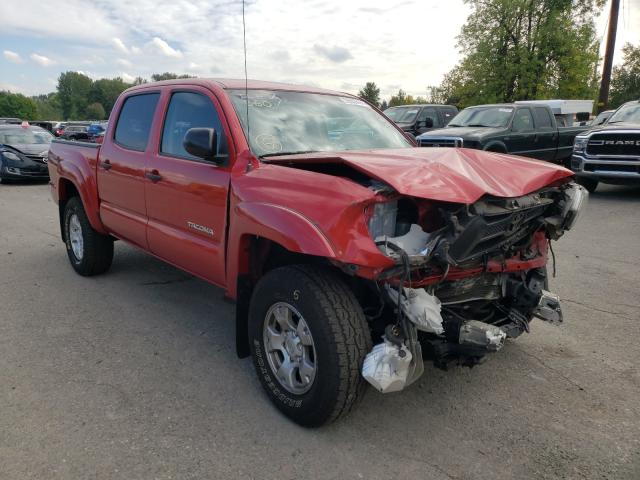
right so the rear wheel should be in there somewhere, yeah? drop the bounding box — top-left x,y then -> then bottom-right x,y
63,197 -> 113,276
248,265 -> 372,427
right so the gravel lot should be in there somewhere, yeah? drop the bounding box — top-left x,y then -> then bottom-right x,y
1,181 -> 639,480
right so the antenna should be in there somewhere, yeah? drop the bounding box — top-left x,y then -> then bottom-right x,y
242,0 -> 250,141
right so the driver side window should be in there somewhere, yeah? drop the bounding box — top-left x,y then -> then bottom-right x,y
417,107 -> 441,128
512,109 -> 534,132
161,91 -> 227,160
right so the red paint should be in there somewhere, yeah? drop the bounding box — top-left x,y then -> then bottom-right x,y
48,79 -> 573,300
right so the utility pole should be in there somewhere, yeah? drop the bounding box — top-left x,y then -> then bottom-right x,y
597,0 -> 620,114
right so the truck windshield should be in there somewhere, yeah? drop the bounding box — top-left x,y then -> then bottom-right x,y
448,107 -> 514,128
383,107 -> 420,123
228,90 -> 411,156
608,103 -> 640,124
0,128 -> 53,145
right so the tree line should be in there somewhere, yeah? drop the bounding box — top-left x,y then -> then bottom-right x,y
0,72 -> 192,121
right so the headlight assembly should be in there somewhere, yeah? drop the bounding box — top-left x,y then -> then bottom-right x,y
367,200 -> 397,240
561,183 -> 588,231
2,151 -> 22,162
573,137 -> 589,154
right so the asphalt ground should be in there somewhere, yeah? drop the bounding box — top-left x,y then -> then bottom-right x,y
1,181 -> 639,480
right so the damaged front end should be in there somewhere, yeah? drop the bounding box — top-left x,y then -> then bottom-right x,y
360,181 -> 587,393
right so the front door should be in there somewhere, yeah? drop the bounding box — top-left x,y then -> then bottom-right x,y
145,88 -> 231,287
97,92 -> 160,248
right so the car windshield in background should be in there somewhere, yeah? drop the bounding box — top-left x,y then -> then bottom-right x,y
608,103 -> 640,124
448,107 -> 514,127
228,90 -> 411,156
383,107 -> 420,123
0,128 -> 53,145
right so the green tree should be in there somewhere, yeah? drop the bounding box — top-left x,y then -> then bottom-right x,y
86,102 -> 106,120
358,82 -> 381,106
151,72 -> 193,81
0,91 -> 38,120
388,89 -> 428,106
610,43 -> 640,108
89,78 -> 131,116
57,71 -> 93,119
436,0 -> 605,108
380,99 -> 389,110
32,93 -> 63,120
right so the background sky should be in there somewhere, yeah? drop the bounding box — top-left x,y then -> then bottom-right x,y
1,0 -> 638,99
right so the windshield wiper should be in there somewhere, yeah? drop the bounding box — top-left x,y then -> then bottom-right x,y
447,123 -> 462,127
260,150 -> 318,159
466,124 -> 493,127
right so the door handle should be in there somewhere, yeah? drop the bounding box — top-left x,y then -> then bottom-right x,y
101,159 -> 112,170
145,170 -> 162,183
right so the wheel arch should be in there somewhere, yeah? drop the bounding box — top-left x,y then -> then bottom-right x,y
483,141 -> 508,153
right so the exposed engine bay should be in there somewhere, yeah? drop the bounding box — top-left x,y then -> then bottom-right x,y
360,181 -> 586,393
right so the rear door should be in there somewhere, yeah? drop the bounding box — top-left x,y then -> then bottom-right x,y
145,88 -> 232,287
531,107 -> 557,161
98,92 -> 160,248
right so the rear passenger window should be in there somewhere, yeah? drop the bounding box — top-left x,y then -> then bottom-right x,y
161,91 -> 227,160
533,107 -> 553,129
114,93 -> 160,151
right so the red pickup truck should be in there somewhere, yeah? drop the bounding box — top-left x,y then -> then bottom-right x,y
48,79 -> 586,426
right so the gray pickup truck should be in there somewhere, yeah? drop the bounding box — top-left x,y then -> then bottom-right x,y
571,100 -> 640,192
417,102 -> 589,164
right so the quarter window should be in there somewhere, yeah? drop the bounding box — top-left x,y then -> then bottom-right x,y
161,92 -> 227,160
114,93 -> 160,151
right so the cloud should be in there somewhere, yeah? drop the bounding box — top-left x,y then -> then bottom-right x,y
3,50 -> 24,64
30,53 -> 55,67
116,58 -> 133,68
120,72 -> 136,83
149,37 -> 182,58
112,37 -> 129,54
312,44 -> 353,63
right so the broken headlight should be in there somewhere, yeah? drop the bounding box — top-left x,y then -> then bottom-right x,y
561,183 -> 588,231
367,200 -> 397,239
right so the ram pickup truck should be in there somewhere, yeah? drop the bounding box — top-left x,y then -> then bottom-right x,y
48,79 -> 586,427
417,103 -> 588,164
571,100 -> 640,192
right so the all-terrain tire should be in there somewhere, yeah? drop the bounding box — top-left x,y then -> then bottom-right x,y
63,197 -> 113,276
248,265 -> 372,427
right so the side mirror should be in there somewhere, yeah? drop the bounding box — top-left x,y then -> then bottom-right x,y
183,128 -> 219,162
423,117 -> 434,128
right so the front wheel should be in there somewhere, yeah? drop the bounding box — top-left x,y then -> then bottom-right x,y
63,197 -> 113,276
248,265 -> 372,427
576,176 -> 598,193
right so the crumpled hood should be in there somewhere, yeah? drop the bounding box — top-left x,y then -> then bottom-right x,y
263,148 -> 573,204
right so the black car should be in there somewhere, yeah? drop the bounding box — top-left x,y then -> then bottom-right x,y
383,104 -> 458,137
417,103 -> 589,163
0,125 -> 53,182
60,124 -> 90,141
